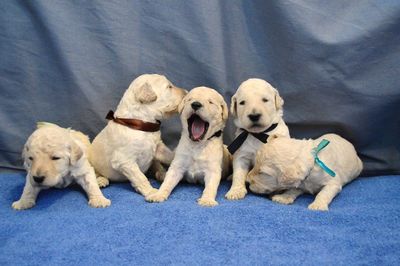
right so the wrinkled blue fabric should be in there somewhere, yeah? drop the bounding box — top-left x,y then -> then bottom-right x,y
0,1 -> 399,175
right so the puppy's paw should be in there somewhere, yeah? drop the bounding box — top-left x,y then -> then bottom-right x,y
142,187 -> 158,197
145,191 -> 168,203
96,176 -> 110,188
12,200 -> 35,210
271,194 -> 295,205
89,196 -> 111,208
308,201 -> 329,211
225,187 -> 247,200
197,197 -> 218,207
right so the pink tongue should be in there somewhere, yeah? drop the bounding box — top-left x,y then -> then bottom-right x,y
191,118 -> 205,140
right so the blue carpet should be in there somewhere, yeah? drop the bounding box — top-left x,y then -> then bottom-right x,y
1,173 -> 399,265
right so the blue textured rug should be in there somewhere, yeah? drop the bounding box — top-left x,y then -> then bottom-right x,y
1,172 -> 399,265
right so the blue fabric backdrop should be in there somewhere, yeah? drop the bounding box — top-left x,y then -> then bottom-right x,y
1,0 -> 399,175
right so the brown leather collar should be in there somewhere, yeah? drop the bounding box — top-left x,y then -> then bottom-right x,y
106,110 -> 161,132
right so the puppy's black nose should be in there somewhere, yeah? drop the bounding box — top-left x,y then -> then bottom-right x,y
248,113 -> 261,122
191,101 -> 202,110
33,176 -> 45,183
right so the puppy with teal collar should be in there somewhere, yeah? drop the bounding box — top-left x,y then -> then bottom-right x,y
247,134 -> 363,211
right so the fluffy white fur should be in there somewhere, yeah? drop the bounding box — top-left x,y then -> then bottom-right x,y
226,78 -> 290,200
247,134 -> 363,211
89,74 -> 186,197
12,123 -> 110,210
146,87 -> 229,206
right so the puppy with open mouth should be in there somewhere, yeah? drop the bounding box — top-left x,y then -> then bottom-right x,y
146,87 -> 229,206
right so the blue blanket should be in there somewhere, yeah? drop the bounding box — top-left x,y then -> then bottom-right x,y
1,173 -> 399,265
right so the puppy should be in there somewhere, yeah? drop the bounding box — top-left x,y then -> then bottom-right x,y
226,78 -> 290,200
146,87 -> 229,206
247,134 -> 363,211
12,123 -> 111,210
89,74 -> 186,197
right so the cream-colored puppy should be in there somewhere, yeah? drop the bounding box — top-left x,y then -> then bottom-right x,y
247,134 -> 363,211
226,78 -> 290,200
12,123 -> 111,210
89,74 -> 186,197
146,87 -> 229,206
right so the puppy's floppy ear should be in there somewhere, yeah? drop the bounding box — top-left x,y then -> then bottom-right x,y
21,144 -> 29,169
274,90 -> 284,110
21,144 -> 28,161
221,100 -> 229,121
178,95 -> 187,114
279,164 -> 306,187
69,141 -> 84,166
134,82 -> 157,104
230,95 -> 237,117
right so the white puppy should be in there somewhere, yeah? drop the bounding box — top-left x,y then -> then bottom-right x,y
89,74 -> 186,197
247,134 -> 363,211
12,123 -> 111,210
146,87 -> 229,206
226,78 -> 290,200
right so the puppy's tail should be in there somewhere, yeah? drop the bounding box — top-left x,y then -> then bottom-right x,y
36,121 -> 61,129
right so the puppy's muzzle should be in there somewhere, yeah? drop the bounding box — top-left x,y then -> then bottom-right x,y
191,101 -> 202,111
248,113 -> 261,122
33,175 -> 45,184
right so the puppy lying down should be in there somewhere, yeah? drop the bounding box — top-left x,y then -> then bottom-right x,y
146,87 -> 230,206
247,134 -> 363,211
12,123 -> 111,210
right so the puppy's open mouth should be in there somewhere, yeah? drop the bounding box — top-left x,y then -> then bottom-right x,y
188,114 -> 209,141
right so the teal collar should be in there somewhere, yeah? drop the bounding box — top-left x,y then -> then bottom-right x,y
312,139 -> 336,177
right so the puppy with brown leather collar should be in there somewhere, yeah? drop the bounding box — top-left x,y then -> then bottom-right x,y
146,87 -> 230,206
89,74 -> 186,197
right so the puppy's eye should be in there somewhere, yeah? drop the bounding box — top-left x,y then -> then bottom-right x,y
167,85 -> 173,89
51,156 -> 61,161
262,98 -> 269,103
28,157 -> 33,161
239,100 -> 245,105
208,100 -> 214,105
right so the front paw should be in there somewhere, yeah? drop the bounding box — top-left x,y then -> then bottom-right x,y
142,187 -> 159,197
271,194 -> 295,205
12,200 -> 35,210
89,196 -> 111,208
225,186 -> 247,200
145,191 -> 169,203
197,197 -> 218,207
308,201 -> 329,211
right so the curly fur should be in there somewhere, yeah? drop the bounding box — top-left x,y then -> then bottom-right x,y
12,123 -> 110,210
247,134 -> 363,211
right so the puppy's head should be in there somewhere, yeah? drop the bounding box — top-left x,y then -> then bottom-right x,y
179,87 -> 228,142
247,147 -> 281,194
230,78 -> 284,133
119,74 -> 187,119
247,137 -> 311,194
22,125 -> 85,188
